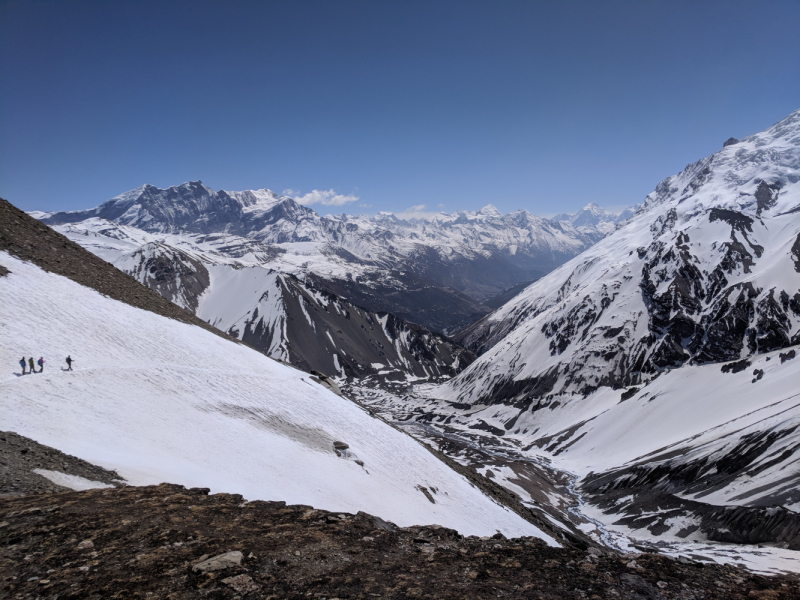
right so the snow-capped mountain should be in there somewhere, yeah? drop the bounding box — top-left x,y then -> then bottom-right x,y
453,109 -> 800,391
40,185 -> 603,333
114,241 -> 473,381
362,109 -> 800,559
550,202 -> 635,236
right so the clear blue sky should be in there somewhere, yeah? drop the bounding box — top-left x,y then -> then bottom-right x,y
1,0 -> 799,216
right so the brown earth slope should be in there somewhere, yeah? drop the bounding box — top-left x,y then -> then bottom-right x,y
2,484 -> 798,599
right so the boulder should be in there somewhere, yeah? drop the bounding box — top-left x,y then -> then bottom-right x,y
191,550 -> 243,572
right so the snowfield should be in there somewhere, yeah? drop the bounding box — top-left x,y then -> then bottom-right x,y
0,252 -> 555,542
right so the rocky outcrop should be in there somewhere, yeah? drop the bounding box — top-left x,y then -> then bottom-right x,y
117,242 -> 210,312
0,431 -> 122,498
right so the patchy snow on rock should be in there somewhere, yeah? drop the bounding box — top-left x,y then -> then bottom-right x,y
33,469 -> 115,492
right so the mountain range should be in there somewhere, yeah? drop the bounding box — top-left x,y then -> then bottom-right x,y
39,185 -> 623,333
9,107 -> 800,573
36,191 -> 625,380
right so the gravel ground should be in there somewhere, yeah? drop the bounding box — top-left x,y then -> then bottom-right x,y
2,483 -> 798,599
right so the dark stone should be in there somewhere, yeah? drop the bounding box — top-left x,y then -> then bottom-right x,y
620,387 -> 640,402
721,359 -> 751,374
754,179 -> 782,215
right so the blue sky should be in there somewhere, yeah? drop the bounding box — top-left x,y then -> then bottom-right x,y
1,0 -> 799,217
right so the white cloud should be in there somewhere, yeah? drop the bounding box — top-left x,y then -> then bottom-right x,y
394,203 -> 445,221
283,188 -> 360,207
358,203 -> 372,208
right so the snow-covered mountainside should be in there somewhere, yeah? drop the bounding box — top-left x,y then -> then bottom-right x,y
40,186 -> 602,333
0,251 -> 556,541
58,234 -> 469,382
114,241 -> 473,380
453,109 -> 800,384
377,108 -> 800,559
357,346 -> 800,568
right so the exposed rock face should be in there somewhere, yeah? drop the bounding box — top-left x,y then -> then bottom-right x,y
447,109 -> 800,404
2,484 -> 797,599
583,469 -> 800,550
117,242 -> 210,312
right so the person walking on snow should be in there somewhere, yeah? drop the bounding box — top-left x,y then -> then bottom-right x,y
37,357 -> 45,373
20,357 -> 26,375
65,356 -> 73,371
28,357 -> 35,374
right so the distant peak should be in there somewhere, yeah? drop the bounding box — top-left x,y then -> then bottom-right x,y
478,204 -> 501,217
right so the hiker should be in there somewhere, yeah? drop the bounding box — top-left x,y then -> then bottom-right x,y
38,357 -> 45,373
66,355 -> 73,371
20,357 -> 26,375
28,357 -> 35,374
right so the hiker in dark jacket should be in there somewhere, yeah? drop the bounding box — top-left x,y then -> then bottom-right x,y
38,357 -> 45,373
20,357 -> 26,375
28,357 -> 35,374
66,356 -> 73,371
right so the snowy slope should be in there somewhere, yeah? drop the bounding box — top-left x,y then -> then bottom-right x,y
0,251 -> 553,541
377,348 -> 800,555
40,187 -> 605,333
450,108 -> 800,398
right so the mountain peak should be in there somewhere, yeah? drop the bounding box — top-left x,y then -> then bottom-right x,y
478,204 -> 502,217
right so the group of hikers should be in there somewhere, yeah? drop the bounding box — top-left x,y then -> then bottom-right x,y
19,355 -> 73,374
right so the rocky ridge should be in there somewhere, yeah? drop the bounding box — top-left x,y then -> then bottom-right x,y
2,483 -> 798,599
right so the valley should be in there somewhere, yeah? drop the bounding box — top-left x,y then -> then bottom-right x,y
2,108 -> 800,597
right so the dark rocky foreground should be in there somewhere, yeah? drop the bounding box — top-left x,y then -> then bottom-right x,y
2,484 -> 798,599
